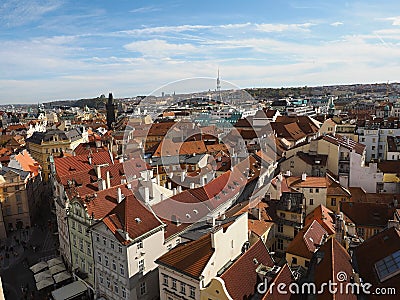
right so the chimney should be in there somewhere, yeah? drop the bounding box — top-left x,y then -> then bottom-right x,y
143,186 -> 150,203
173,188 -> 177,195
181,171 -> 186,183
88,155 -> 92,165
201,175 -> 207,186
96,165 -> 101,179
301,172 -> 307,181
177,185 -> 182,193
190,182 -> 195,189
168,182 -> 172,190
106,171 -> 111,189
98,179 -> 106,191
117,187 -> 124,203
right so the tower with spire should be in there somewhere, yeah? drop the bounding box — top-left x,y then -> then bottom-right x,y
106,92 -> 116,130
216,69 -> 221,101
327,96 -> 335,118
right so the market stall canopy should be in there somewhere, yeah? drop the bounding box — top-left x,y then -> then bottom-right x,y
51,281 -> 87,300
34,270 -> 52,283
53,271 -> 72,284
47,257 -> 63,268
29,261 -> 48,274
49,263 -> 66,275
36,278 -> 54,291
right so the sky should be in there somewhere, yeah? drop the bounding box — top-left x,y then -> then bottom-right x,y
1,0 -> 400,103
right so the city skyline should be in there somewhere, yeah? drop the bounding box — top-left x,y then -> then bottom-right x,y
1,0 -> 400,103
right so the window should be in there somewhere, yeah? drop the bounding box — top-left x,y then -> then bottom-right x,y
167,244 -> 172,250
138,259 -> 144,272
374,250 -> 400,282
310,188 -> 313,193
81,258 -> 85,271
372,146 -> 376,150
163,274 -> 169,286
180,282 -> 186,295
315,188 -> 319,193
140,282 -> 146,295
305,260 -> 310,268
172,278 -> 177,290
17,205 -> 23,214
106,277 -> 110,289
189,286 -> 195,298
97,252 -> 102,263
290,160 -> 294,168
278,223 -> 283,233
99,273 -> 103,284
357,227 -> 365,237
87,242 -> 91,255
331,198 -> 336,206
137,241 -> 143,249
73,235 -> 77,247
105,255 -> 109,267
96,233 -> 99,242
15,185 -> 20,191
277,239 -> 283,250
292,257 -> 298,265
119,263 -> 124,275
88,263 -> 92,274
103,237 -> 107,246
118,245 -> 123,253
78,224 -> 82,233
110,241 -> 114,250
176,238 -> 180,245
114,282 -> 119,294
280,212 -> 285,218
374,229 -> 380,235
309,199 -> 314,205
122,287 -> 126,298
72,221 -> 76,229
79,239 -> 83,251
112,260 -> 116,271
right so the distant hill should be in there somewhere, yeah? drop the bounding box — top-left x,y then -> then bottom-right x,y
44,95 -> 107,109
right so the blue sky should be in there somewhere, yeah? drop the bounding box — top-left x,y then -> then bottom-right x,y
1,0 -> 400,103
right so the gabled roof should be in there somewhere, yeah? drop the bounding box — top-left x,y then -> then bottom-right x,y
10,149 -> 40,176
321,134 -> 365,155
312,237 -> 356,300
221,239 -> 274,299
287,176 -> 328,189
261,264 -> 294,300
340,202 -> 395,227
102,193 -> 163,245
152,140 -> 207,157
305,205 -> 336,235
354,227 -> 400,298
156,233 -> 214,279
286,220 -> 327,259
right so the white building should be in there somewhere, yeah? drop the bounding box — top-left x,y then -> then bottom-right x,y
91,194 -> 166,300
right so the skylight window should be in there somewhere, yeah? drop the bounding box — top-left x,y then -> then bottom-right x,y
374,250 -> 400,282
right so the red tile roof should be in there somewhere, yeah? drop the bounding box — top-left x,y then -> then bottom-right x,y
354,227 -> 400,300
340,202 -> 395,227
221,239 -> 274,299
156,233 -> 214,279
313,237 -> 356,300
153,140 -> 207,157
102,193 -> 163,245
286,220 -> 327,259
305,205 -> 336,235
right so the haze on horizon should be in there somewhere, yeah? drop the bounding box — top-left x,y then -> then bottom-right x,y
1,0 -> 400,104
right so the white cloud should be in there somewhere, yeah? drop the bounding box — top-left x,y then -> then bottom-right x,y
379,16 -> 400,26
130,5 -> 161,14
255,22 -> 315,32
330,22 -> 344,27
123,39 -> 198,57
0,0 -> 62,27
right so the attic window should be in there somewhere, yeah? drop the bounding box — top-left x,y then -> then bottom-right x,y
374,250 -> 400,282
135,217 -> 141,223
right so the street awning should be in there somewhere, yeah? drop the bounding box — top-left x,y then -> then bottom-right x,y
34,270 -> 52,283
47,257 -> 63,268
49,263 -> 66,275
51,281 -> 87,300
36,278 -> 54,290
53,271 -> 72,283
30,261 -> 48,274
